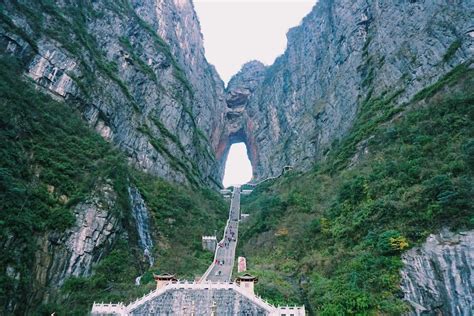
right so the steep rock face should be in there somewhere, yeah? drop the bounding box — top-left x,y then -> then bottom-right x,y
132,0 -> 226,151
216,61 -> 266,178
240,0 -> 474,180
400,230 -> 473,315
31,183 -> 120,306
0,0 -> 225,188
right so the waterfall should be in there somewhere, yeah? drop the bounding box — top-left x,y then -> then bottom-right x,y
128,186 -> 154,267
135,275 -> 142,286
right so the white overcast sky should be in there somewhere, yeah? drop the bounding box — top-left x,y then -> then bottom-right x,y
194,0 -> 316,84
193,0 -> 315,187
222,143 -> 252,187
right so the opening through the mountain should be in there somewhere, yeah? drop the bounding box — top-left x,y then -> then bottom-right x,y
222,142 -> 252,188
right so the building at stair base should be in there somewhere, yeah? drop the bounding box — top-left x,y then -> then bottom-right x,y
91,281 -> 305,315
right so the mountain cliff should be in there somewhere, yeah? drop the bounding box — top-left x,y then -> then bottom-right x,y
238,65 -> 473,314
232,1 -> 473,314
1,0 -> 473,315
226,0 -> 474,181
216,60 -> 266,179
0,57 -> 227,314
0,0 -> 226,189
0,0 -> 228,314
401,229 -> 473,315
218,2 -> 474,311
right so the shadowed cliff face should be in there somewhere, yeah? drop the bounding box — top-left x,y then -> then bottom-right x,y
0,0 -> 227,312
220,0 -> 474,181
128,186 -> 154,267
6,0 -> 472,186
131,0 -> 227,153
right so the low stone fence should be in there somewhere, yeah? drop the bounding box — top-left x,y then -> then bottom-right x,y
91,302 -> 127,315
276,305 -> 306,316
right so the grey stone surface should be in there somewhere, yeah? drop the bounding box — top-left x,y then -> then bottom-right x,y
4,0 -> 472,185
215,61 -> 266,179
400,230 -> 474,315
32,182 -> 120,303
129,288 -> 268,316
0,0 -> 226,189
0,0 -> 228,310
132,0 -> 227,151
2,1 -> 473,313
225,0 -> 474,181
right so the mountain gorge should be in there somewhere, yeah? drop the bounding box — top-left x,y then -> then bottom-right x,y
223,0 -> 474,181
1,0 -> 228,313
0,0 -> 473,315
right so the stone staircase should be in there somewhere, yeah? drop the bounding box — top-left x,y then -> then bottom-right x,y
91,186 -> 305,315
91,281 -> 305,315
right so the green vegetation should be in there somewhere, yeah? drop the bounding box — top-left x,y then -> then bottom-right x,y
238,65 -> 474,314
119,36 -> 157,81
0,56 -> 129,313
0,9 -> 38,52
413,62 -> 469,101
137,123 -> 202,187
132,171 -> 226,276
0,56 -> 227,315
47,241 -> 153,315
331,88 -> 404,171
3,0 -> 216,186
442,38 -> 462,62
54,172 -> 226,315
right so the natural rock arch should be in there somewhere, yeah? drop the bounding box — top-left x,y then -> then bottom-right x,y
215,61 -> 266,183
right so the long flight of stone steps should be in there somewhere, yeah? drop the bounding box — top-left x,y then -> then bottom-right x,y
91,186 -> 306,315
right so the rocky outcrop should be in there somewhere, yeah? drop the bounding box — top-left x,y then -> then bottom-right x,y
0,0 -> 226,188
400,230 -> 473,315
32,182 -> 120,304
132,0 -> 227,151
233,0 -> 474,180
216,61 -> 266,179
2,1 -> 473,313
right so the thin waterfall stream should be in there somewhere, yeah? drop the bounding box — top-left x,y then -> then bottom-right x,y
128,186 -> 154,285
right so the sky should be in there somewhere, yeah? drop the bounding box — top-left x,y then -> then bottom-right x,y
222,143 -> 253,188
193,0 -> 316,84
193,0 -> 315,187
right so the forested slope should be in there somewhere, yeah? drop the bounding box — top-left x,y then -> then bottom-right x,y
0,57 -> 227,315
238,62 -> 474,315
